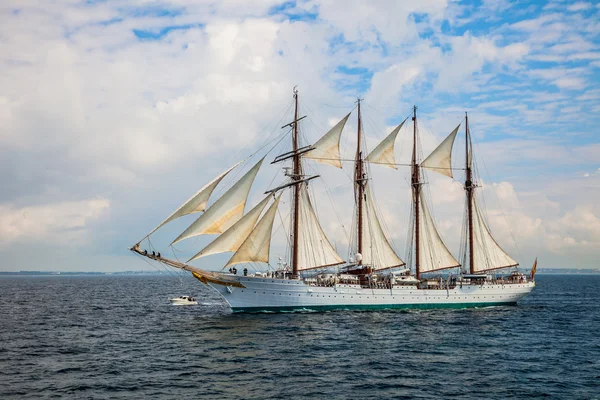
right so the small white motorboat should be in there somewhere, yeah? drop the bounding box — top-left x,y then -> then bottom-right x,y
168,296 -> 198,305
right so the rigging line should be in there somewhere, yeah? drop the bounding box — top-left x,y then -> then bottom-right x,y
212,127 -> 292,202
134,253 -> 170,277
320,101 -> 357,109
305,100 -> 356,134
209,102 -> 295,200
471,128 -> 523,260
312,181 -> 353,197
363,108 -> 388,141
228,100 -> 294,164
306,156 -> 467,170
368,181 -> 401,257
348,202 -> 357,259
168,245 -> 190,278
299,150 -> 349,261
276,208 -> 291,251
307,179 -> 343,265
364,102 -> 387,115
321,179 -> 351,244
148,236 -> 179,274
135,249 -> 181,281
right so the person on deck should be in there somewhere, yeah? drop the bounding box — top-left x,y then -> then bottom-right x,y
243,268 -> 248,276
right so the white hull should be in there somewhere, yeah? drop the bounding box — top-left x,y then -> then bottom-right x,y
204,275 -> 535,312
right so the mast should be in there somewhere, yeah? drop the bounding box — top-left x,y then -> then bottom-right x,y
465,112 -> 474,275
412,105 -> 420,280
355,98 -> 364,264
291,88 -> 301,277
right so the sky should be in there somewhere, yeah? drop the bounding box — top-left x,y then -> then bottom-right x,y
0,0 -> 599,272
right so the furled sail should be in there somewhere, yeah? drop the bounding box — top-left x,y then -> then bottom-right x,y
187,195 -> 272,262
361,183 -> 405,270
172,158 -> 264,245
296,184 -> 345,270
418,192 -> 460,273
141,161 -> 242,240
471,197 -> 518,272
304,113 -> 351,168
226,194 -> 281,266
364,120 -> 405,169
421,124 -> 460,178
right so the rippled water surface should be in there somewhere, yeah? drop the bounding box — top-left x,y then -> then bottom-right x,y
1,274 -> 599,399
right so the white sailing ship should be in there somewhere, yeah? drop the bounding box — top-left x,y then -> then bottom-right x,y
131,89 -> 535,313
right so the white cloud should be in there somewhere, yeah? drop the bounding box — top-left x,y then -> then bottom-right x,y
567,2 -> 593,12
0,0 -> 598,270
554,76 -> 587,89
583,168 -> 600,177
0,199 -> 110,246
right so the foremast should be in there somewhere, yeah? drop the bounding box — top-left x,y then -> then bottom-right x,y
280,88 -> 345,275
465,112 -> 475,275
291,88 -> 301,278
411,106 -> 421,280
355,98 -> 364,265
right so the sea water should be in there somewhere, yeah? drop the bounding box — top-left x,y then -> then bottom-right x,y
1,274 -> 598,399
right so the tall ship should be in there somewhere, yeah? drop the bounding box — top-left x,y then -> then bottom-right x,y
131,88 -> 535,312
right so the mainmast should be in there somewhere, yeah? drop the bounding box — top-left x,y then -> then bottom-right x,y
291,88 -> 301,277
465,112 -> 474,275
355,98 -> 364,265
412,106 -> 421,280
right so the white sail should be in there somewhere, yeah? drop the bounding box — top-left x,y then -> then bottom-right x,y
296,184 -> 345,270
304,113 -> 351,168
365,120 -> 405,169
418,192 -> 460,273
226,194 -> 281,266
471,198 -> 518,272
172,158 -> 264,244
421,124 -> 460,178
141,161 -> 242,240
187,195 -> 272,262
361,183 -> 405,269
